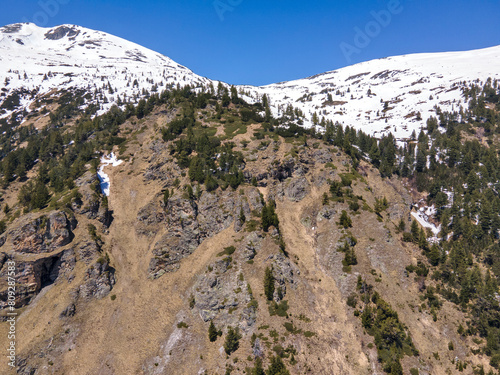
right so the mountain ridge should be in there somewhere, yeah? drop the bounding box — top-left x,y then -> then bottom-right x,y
1,22 -> 500,140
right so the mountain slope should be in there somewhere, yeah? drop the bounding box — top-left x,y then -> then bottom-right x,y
0,23 -> 212,121
0,65 -> 498,374
245,45 -> 500,138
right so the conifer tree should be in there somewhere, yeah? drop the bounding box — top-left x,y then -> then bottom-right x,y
252,357 -> 265,375
224,326 -> 241,355
208,320 -> 218,342
266,355 -> 290,375
339,210 -> 352,228
264,266 -> 275,301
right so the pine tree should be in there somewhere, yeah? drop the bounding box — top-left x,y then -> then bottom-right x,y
416,148 -> 427,173
410,220 -> 420,243
238,207 -> 246,224
428,244 -> 441,266
266,355 -> 290,375
163,189 -> 170,206
390,360 -> 403,375
224,326 -> 241,355
339,210 -> 352,228
369,143 -> 381,168
264,266 -> 275,301
322,192 -> 329,206
397,217 -> 406,232
252,357 -> 265,375
208,321 -> 218,342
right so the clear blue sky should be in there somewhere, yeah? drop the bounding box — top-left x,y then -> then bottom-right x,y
1,0 -> 499,86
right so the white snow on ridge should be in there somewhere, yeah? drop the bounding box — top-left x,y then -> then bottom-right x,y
1,23 -> 500,140
243,45 -> 500,139
0,23 -> 214,118
97,152 -> 123,196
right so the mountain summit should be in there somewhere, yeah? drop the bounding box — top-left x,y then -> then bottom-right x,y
0,23 -> 212,119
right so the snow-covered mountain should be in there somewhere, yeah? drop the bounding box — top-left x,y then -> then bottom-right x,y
0,23 -> 212,120
247,45 -> 500,139
1,22 -> 500,139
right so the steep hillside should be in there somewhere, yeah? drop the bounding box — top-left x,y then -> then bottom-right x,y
0,81 -> 499,375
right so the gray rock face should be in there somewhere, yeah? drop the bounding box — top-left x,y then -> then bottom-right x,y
60,303 -> 76,318
246,187 -> 264,211
284,177 -> 310,202
136,198 -> 166,237
75,172 -> 100,219
312,149 -> 333,164
148,198 -> 200,278
197,191 -> 235,238
144,192 -> 238,279
317,206 -> 337,222
268,252 -> 300,302
193,258 -> 256,332
269,157 -> 295,182
78,260 -> 115,300
44,25 -> 80,40
97,204 -> 113,228
74,239 -> 102,265
233,196 -> 252,233
8,211 -> 74,254
241,232 -> 263,261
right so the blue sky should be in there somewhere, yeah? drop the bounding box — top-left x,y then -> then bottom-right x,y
1,0 -> 499,86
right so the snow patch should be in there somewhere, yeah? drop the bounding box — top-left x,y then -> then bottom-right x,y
97,152 -> 123,196
411,210 -> 441,237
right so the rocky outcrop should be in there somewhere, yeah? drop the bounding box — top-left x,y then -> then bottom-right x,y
192,257 -> 256,332
75,171 -> 101,219
0,249 -> 75,309
197,191 -> 235,238
269,157 -> 295,181
284,177 -> 310,202
147,198 -> 200,278
145,192 -> 239,278
241,232 -> 263,261
246,187 -> 264,211
268,252 -> 300,302
8,211 -> 75,254
312,149 -> 333,164
78,260 -> 115,300
136,198 -> 166,237
74,239 -> 102,265
317,206 -> 337,222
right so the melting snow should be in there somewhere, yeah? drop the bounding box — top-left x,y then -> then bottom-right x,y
411,210 -> 441,237
97,152 -> 123,196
